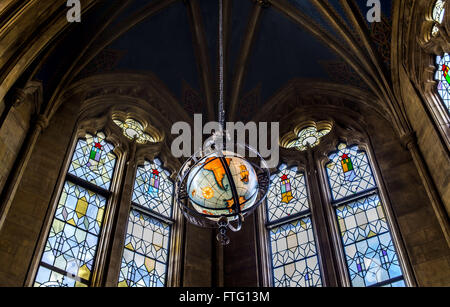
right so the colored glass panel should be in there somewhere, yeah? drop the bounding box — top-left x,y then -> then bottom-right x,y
435,53 -> 450,113
336,194 -> 404,287
270,217 -> 322,287
326,143 -> 376,201
118,210 -> 170,287
68,132 -> 117,190
132,159 -> 174,218
34,182 -> 107,287
266,165 -> 310,222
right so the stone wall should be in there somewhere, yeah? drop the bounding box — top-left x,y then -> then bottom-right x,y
366,113 -> 450,286
0,94 -> 79,286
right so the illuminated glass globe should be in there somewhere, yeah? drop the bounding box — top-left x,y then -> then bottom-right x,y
176,137 -> 270,244
186,151 -> 259,221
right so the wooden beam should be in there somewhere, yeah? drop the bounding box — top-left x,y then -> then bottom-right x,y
186,0 -> 215,121
229,2 -> 263,121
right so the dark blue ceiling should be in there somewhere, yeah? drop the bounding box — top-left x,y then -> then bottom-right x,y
33,0 -> 394,118
109,0 -> 200,100
243,7 -> 340,104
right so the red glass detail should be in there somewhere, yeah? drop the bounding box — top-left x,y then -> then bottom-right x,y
152,169 -> 160,175
281,174 -> 288,181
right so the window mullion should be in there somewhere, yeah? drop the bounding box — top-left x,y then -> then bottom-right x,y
101,153 -> 137,287
306,151 -> 342,287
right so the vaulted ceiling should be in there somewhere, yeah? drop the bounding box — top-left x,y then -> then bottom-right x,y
30,0 -> 394,124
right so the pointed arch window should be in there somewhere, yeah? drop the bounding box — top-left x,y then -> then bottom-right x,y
31,110 -> 181,288
118,159 -> 174,287
325,143 -> 405,287
265,165 -> 323,287
33,132 -> 117,287
261,132 -> 409,287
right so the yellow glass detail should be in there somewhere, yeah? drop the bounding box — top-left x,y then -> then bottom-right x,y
75,281 -> 88,287
281,191 -> 293,204
118,280 -> 128,287
75,196 -> 88,219
300,219 -> 307,230
145,257 -> 156,273
67,218 -> 76,226
78,264 -> 91,280
96,207 -> 104,226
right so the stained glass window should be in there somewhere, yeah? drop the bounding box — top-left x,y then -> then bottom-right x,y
432,0 -> 446,36
286,126 -> 331,151
435,53 -> 450,113
325,143 -> 376,201
325,143 -> 405,287
266,164 -> 322,287
336,194 -> 404,287
118,210 -> 170,287
270,217 -> 322,287
34,132 -> 117,287
132,159 -> 174,218
68,132 -> 116,190
113,118 -> 155,144
118,158 -> 174,287
266,165 -> 310,222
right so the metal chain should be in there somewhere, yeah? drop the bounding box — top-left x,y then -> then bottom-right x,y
218,0 -> 225,129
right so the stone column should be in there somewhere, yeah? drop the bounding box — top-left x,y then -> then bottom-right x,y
103,142 -> 136,287
0,82 -> 44,231
307,149 -> 340,286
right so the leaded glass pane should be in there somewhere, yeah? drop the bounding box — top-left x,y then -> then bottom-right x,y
118,209 -> 170,287
266,165 -> 310,222
132,159 -> 174,218
34,266 -> 87,287
382,279 -> 406,287
432,0 -> 446,35
326,143 -> 376,201
270,217 -> 322,287
336,194 -> 404,287
34,182 -> 107,287
68,132 -> 117,190
435,53 -> 450,113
